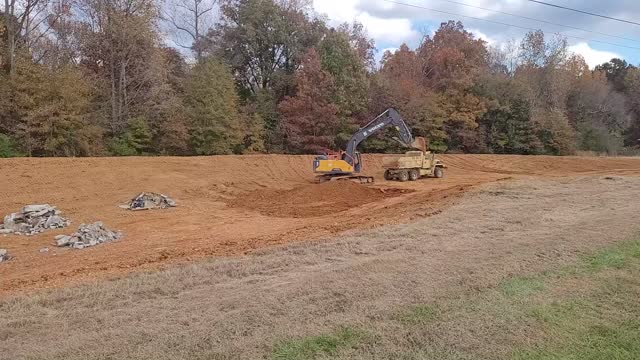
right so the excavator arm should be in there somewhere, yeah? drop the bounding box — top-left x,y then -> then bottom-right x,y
344,108 -> 415,169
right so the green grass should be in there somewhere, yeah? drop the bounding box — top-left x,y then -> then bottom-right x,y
584,240 -> 640,271
395,304 -> 438,324
513,239 -> 640,360
515,320 -> 640,360
272,327 -> 366,360
269,238 -> 640,360
500,276 -> 545,297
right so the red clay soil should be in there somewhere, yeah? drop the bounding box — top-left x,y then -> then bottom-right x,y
1,154 -> 640,295
228,181 -> 412,218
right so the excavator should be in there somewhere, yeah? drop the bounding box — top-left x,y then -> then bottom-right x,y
313,108 -> 424,183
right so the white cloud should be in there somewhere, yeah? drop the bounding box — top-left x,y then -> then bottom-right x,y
468,28 -> 495,45
313,0 -> 420,45
568,43 -> 620,69
312,1 -> 635,65
356,13 -> 420,44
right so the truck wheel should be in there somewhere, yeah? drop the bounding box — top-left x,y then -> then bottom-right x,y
409,169 -> 420,181
434,167 -> 444,178
398,170 -> 409,182
384,170 -> 393,181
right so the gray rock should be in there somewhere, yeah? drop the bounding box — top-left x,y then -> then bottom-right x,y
56,222 -> 122,250
39,247 -> 49,253
22,204 -> 53,214
125,192 -> 177,210
2,204 -> 69,236
55,235 -> 73,247
0,229 -> 14,234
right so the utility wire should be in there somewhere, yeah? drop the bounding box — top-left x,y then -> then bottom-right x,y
430,0 -> 640,44
528,0 -> 640,27
381,0 -> 640,51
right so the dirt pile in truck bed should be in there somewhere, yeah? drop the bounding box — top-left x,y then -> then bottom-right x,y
227,181 -> 412,218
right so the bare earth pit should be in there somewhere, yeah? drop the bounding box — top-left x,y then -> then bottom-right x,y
227,181 -> 413,218
1,154 -> 640,295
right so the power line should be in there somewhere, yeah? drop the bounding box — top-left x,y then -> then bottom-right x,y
430,0 -> 640,44
381,0 -> 640,51
528,0 -> 640,27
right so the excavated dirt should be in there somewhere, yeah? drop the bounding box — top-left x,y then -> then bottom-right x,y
228,181 -> 412,218
1,154 -> 640,295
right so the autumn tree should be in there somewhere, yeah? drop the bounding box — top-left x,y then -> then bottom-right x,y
418,21 -> 488,151
595,58 -> 634,93
206,0 -> 324,95
74,0 -> 168,137
622,67 -> 640,147
513,31 -> 576,154
185,58 -> 243,154
278,49 -> 338,153
1,61 -> 98,156
317,27 -> 369,117
369,44 -> 447,152
567,70 -> 629,154
474,73 -> 540,154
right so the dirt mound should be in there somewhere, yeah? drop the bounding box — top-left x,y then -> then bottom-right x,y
228,181 -> 411,218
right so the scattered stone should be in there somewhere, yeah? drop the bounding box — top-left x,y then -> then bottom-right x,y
1,205 -> 70,236
39,247 -> 49,253
0,249 -> 9,263
121,192 -> 177,211
55,222 -> 122,250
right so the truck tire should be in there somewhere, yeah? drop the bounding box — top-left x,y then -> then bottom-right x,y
409,169 -> 420,181
384,170 -> 393,181
398,170 -> 409,182
434,167 -> 444,178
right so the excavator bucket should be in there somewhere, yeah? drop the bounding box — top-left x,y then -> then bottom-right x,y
411,137 -> 428,152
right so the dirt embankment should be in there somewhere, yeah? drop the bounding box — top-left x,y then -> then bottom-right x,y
228,181 -> 412,218
1,154 -> 640,295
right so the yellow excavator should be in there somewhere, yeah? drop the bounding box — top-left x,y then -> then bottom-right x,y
313,108 -> 424,183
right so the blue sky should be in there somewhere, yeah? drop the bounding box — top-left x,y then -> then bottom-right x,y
312,0 -> 640,68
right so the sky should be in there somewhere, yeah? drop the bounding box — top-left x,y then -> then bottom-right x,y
312,0 -> 640,68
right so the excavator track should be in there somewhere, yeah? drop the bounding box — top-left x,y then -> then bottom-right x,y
317,175 -> 374,184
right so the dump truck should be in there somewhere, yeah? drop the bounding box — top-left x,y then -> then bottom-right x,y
382,151 -> 446,182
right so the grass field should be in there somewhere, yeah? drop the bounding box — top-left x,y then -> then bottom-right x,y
271,239 -> 640,359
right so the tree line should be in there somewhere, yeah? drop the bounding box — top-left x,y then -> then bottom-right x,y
1,0 -> 639,157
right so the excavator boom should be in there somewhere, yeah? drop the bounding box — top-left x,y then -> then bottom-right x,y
344,108 -> 416,169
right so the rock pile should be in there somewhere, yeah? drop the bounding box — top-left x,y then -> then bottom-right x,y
121,192 -> 177,211
0,205 -> 70,235
0,249 -> 9,263
55,222 -> 122,249
55,222 -> 122,250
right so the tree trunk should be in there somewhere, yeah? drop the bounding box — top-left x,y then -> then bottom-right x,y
4,0 -> 17,77
110,52 -> 118,133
